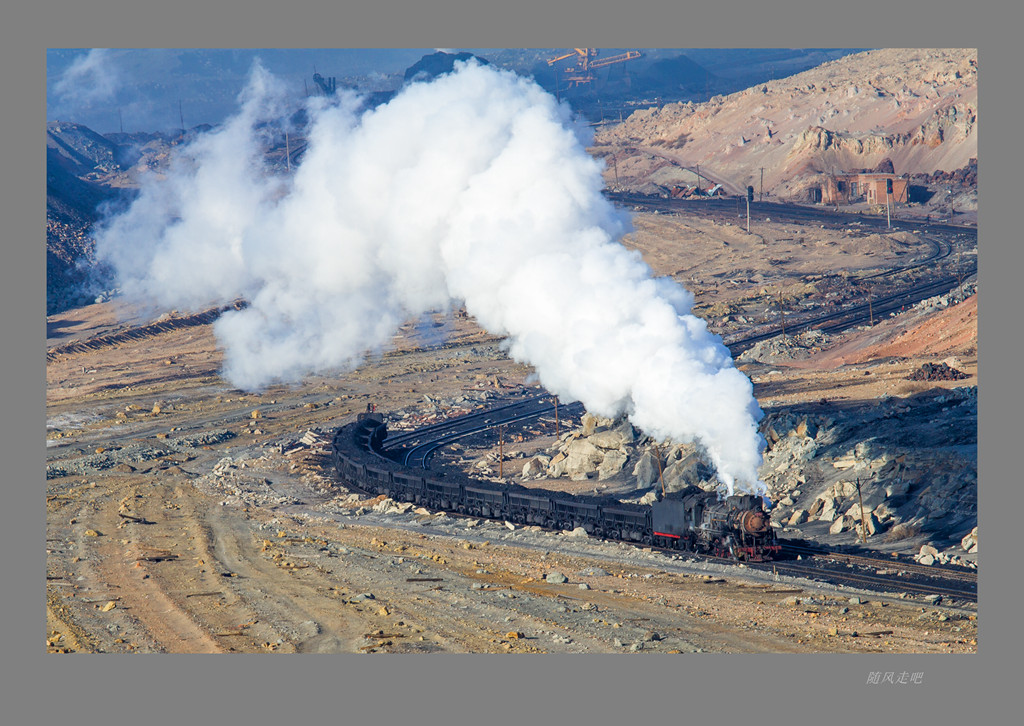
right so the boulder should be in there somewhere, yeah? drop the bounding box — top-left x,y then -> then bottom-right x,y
632,451 -> 660,489
580,413 -> 599,437
522,456 -> 550,479
845,503 -> 872,520
589,419 -> 636,450
597,450 -> 628,480
834,481 -> 858,498
919,544 -> 940,558
872,502 -> 895,522
851,512 -> 880,538
661,452 -> 714,494
638,491 -> 658,506
545,572 -> 568,584
564,439 -> 604,477
546,455 -> 568,479
885,479 -> 911,498
793,418 -> 817,439
832,455 -> 857,470
918,554 -> 935,566
829,516 -> 850,534
818,497 -> 838,522
961,526 -> 978,553
788,509 -> 809,526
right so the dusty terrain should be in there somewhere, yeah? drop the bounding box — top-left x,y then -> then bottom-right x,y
46,206 -> 977,654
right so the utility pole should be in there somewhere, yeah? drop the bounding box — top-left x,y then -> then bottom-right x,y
957,250 -> 964,300
179,100 -> 185,136
696,164 -> 703,194
777,290 -> 786,339
118,108 -> 124,134
612,155 -> 619,188
498,424 -> 505,479
760,167 -> 764,202
746,185 -> 753,233
856,478 -> 868,544
654,445 -> 665,498
285,129 -> 291,173
553,398 -> 559,438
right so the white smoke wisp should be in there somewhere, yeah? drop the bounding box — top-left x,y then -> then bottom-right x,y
53,49 -> 121,109
94,60 -> 766,494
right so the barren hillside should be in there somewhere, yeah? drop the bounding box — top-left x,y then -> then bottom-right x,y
593,48 -> 976,199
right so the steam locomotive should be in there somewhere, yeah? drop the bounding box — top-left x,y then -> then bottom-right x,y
332,413 -> 780,561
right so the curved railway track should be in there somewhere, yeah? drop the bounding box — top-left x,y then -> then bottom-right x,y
605,192 -> 976,354
347,401 -> 978,605
396,400 -> 585,469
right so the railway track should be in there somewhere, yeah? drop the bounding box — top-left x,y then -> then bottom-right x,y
396,400 -> 585,469
606,193 -> 977,236
46,301 -> 247,362
757,559 -> 977,604
781,542 -> 978,584
354,398 -> 979,605
605,192 -> 976,354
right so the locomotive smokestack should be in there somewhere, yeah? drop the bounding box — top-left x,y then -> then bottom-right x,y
94,60 -> 767,495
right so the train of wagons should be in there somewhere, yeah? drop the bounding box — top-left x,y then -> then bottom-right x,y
331,413 -> 781,561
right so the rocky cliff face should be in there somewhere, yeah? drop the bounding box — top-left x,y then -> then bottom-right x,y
593,49 -> 977,198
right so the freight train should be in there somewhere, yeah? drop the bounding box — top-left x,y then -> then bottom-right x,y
332,413 -> 780,561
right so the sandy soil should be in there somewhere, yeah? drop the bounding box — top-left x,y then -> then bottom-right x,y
45,210 -> 977,654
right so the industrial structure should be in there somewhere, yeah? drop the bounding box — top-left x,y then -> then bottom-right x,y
547,48 -> 642,88
808,172 -> 909,206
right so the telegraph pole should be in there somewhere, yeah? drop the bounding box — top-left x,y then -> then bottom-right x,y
856,478 -> 868,544
957,250 -> 964,300
777,290 -> 786,339
746,185 -> 753,233
760,167 -> 764,202
696,164 -> 703,194
553,398 -> 559,438
285,129 -> 291,172
118,108 -> 124,134
498,424 -> 505,479
178,100 -> 185,136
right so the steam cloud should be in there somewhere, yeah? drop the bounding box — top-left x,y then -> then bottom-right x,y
95,60 -> 766,494
53,49 -> 121,109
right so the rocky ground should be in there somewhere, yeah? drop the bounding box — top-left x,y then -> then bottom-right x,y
46,204 -> 977,654
591,48 -> 977,223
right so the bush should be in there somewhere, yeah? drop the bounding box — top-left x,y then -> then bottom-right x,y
884,521 -> 921,542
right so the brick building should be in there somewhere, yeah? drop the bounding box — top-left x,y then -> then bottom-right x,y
808,172 -> 909,205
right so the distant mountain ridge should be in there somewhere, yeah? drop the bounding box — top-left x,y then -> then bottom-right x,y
593,48 -> 977,199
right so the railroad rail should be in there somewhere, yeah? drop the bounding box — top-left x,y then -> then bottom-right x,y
339,406 -> 976,604
46,301 -> 247,362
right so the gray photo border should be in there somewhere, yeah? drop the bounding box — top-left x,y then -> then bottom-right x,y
10,1 -> 1018,724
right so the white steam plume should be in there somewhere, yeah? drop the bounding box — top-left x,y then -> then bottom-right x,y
53,49 -> 121,109
95,60 -> 766,494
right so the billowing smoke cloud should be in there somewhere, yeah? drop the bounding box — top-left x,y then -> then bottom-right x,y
95,60 -> 766,494
52,49 -> 121,109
